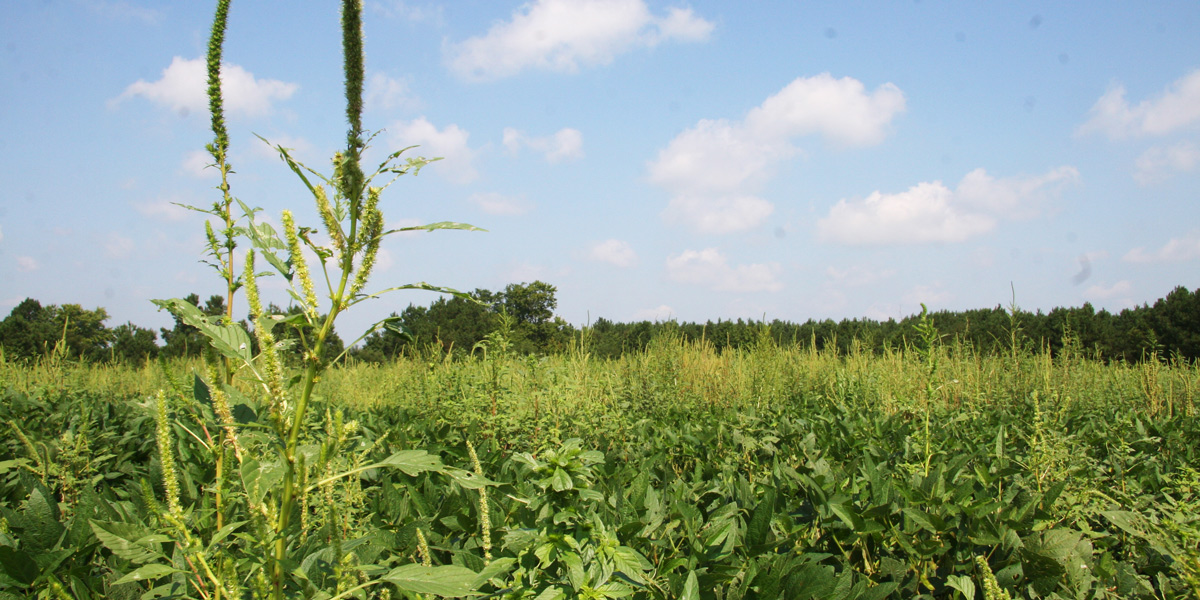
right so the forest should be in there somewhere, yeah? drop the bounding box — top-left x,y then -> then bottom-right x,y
1,282 -> 1197,365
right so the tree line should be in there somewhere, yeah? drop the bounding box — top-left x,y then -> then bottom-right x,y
1,283 -> 1197,364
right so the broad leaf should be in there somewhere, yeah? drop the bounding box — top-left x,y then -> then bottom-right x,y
113,564 -> 186,585
381,564 -> 478,597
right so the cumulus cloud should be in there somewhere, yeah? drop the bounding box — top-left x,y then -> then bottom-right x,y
649,74 -> 905,234
1123,231 -> 1200,263
389,118 -> 478,183
469,192 -> 533,215
665,248 -> 782,292
110,57 -> 298,117
17,256 -> 39,272
586,239 -> 637,267
1134,142 -> 1200,184
446,0 -> 714,81
365,73 -> 419,112
1077,69 -> 1200,139
503,127 -> 584,162
817,166 -> 1078,245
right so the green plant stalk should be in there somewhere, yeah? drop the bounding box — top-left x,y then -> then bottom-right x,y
272,3 -> 363,587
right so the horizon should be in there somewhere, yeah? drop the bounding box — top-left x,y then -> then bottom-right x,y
3,1 -> 1199,340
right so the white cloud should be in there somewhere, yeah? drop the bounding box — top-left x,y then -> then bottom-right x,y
17,256 -> 39,272
1123,231 -> 1200,263
819,181 -> 993,245
1134,142 -> 1200,184
817,166 -> 1078,245
632,304 -> 674,321
469,192 -> 532,215
649,74 -> 905,234
110,57 -> 298,117
955,166 -> 1079,217
1077,69 -> 1200,139
365,73 -> 419,112
105,233 -> 135,259
665,248 -> 782,292
503,127 -> 584,162
903,284 -> 952,308
389,118 -> 478,184
586,239 -> 637,267
1083,280 -> 1134,300
446,0 -> 714,81
181,150 -> 216,178
134,199 -> 192,222
662,195 -> 775,234
745,73 -> 907,147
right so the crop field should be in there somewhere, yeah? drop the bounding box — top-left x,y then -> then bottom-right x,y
2,333 -> 1199,599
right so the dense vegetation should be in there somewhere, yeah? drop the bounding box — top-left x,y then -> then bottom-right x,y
3,284 -> 1199,365
4,1 -> 1196,597
1,326 -> 1198,598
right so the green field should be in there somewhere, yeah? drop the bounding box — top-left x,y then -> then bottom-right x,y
2,332 -> 1198,599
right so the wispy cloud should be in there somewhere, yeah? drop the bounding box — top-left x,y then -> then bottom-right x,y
389,118 -> 478,184
110,57 -> 298,118
817,166 -> 1078,245
1077,69 -> 1200,139
134,199 -> 193,222
365,73 -> 420,112
446,0 -> 714,81
104,233 -> 135,259
632,304 -> 674,322
1123,231 -> 1200,263
1134,141 -> 1200,184
649,74 -> 906,234
503,127 -> 584,163
585,239 -> 637,267
17,256 -> 40,272
469,192 -> 533,215
665,248 -> 782,292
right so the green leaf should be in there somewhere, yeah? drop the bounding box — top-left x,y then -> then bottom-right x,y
375,449 -> 445,476
681,571 -> 700,600
946,574 -> 975,599
746,486 -> 776,548
241,458 -> 287,506
381,564 -> 478,597
550,467 -> 573,492
22,480 -> 64,551
388,221 -> 487,234
0,459 -> 30,476
470,557 -> 516,589
89,520 -> 166,564
828,503 -> 865,531
0,547 -> 38,587
113,564 -> 185,585
152,298 -> 253,366
446,467 -> 498,490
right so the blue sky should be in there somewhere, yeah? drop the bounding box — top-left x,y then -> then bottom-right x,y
2,1 -> 1199,341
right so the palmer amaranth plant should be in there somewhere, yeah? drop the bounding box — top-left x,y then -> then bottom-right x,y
137,1 -> 494,598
